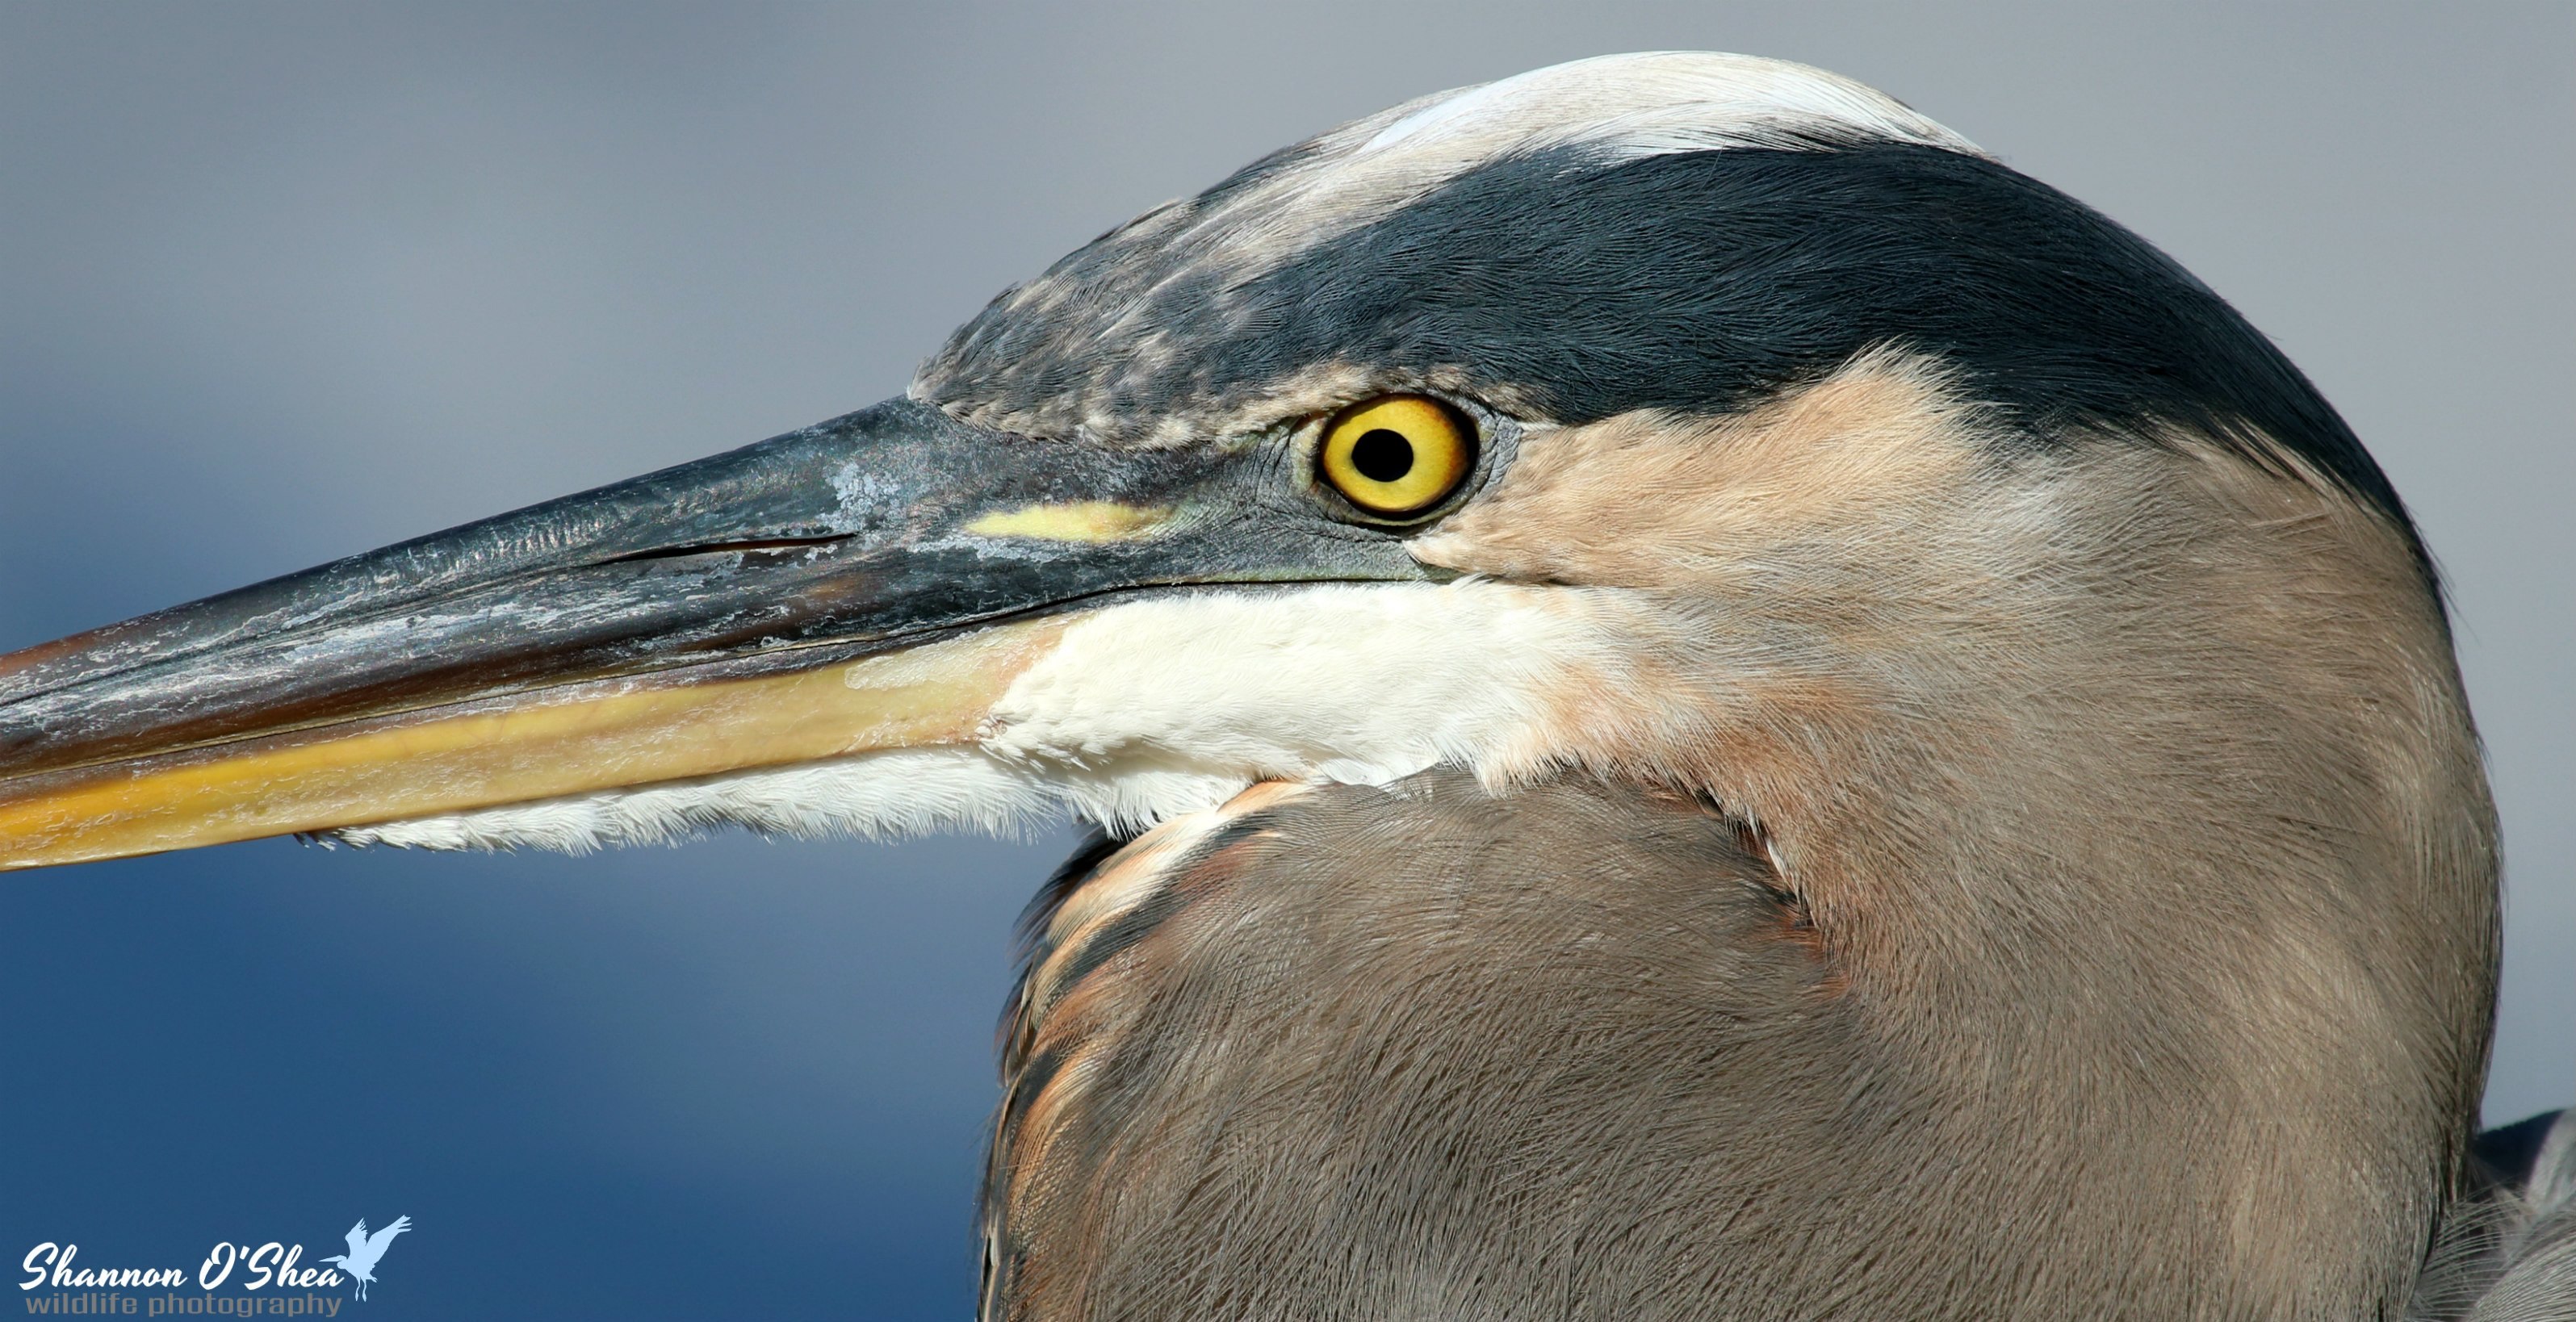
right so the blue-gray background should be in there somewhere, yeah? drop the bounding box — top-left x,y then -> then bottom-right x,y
2,4 -> 2567,1318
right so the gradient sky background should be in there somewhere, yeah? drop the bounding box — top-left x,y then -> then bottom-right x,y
2,5 -> 2568,1319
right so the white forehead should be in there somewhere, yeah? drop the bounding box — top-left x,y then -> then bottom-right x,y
1141,52 -> 1979,295
1353,52 -> 1978,161
912,52 -> 1986,445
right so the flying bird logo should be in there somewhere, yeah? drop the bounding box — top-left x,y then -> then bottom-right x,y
316,1217 -> 408,1303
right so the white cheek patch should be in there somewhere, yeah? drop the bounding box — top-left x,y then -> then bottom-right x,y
329,581 -> 1623,855
986,582 -> 1598,785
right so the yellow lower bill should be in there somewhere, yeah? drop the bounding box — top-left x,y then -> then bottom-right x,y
0,619 -> 1064,870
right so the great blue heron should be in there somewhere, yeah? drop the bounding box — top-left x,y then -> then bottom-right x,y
0,52 -> 2566,1319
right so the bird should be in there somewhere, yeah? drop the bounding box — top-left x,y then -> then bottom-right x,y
0,49 -> 2566,1320
318,1215 -> 410,1302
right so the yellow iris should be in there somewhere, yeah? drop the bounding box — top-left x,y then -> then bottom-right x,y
1317,395 -> 1476,517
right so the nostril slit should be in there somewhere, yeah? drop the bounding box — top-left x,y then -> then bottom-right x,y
602,534 -> 852,565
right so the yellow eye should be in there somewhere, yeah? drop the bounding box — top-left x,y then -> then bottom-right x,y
1317,395 -> 1476,517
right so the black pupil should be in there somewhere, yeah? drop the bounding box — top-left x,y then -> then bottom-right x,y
1350,429 -> 1415,483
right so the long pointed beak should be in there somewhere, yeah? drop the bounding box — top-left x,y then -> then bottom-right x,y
0,398 -> 1420,868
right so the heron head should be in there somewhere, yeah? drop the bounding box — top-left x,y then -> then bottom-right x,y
0,59 -> 2493,1240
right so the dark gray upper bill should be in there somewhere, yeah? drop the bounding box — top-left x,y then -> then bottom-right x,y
0,397 -> 1426,778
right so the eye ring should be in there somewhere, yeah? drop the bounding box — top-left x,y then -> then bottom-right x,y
1316,395 -> 1477,519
